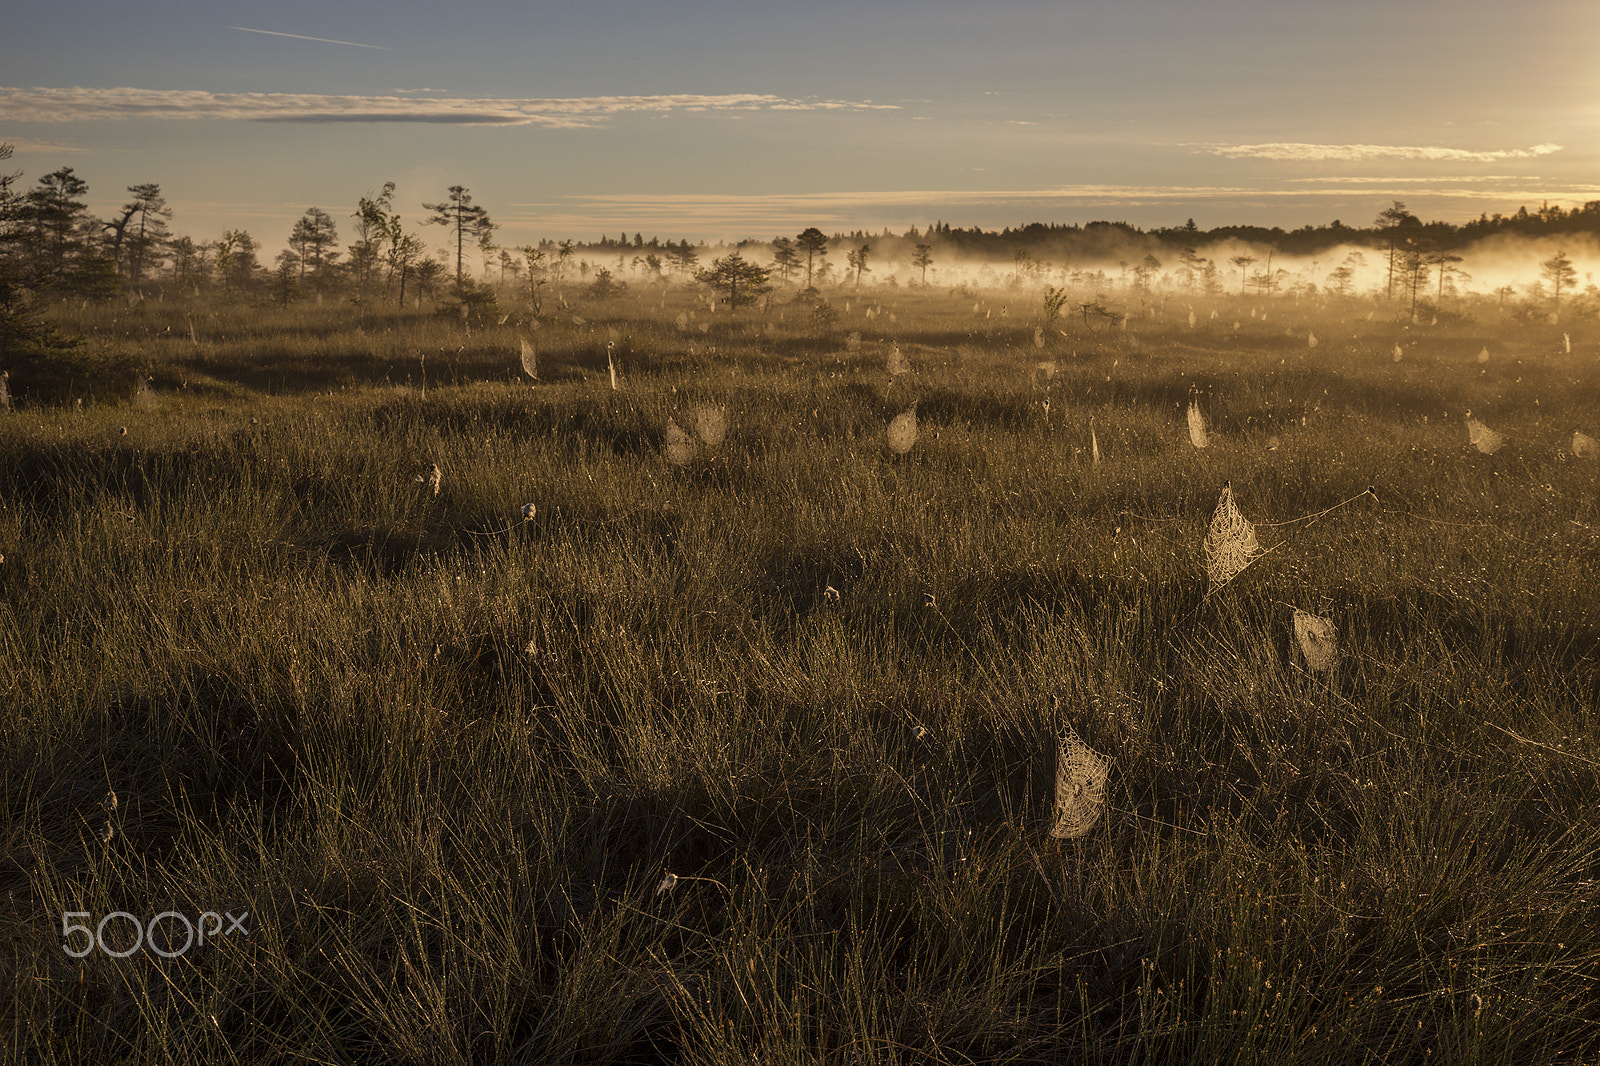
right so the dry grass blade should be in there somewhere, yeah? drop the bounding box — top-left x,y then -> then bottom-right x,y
1466,415 -> 1503,455
1204,482 -> 1262,591
1051,722 -> 1109,839
887,404 -> 919,455
1293,609 -> 1338,671
693,404 -> 727,447
1187,400 -> 1209,448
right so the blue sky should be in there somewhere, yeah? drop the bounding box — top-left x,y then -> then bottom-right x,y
3,0 -> 1595,258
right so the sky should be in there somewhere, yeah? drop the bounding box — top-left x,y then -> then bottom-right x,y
3,0 -> 1596,260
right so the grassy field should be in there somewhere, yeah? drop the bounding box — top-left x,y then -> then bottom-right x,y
2,283 -> 1598,1063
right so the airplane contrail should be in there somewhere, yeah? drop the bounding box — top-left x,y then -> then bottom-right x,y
228,26 -> 390,50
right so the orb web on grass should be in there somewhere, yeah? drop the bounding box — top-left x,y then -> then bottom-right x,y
1051,723 -> 1108,840
1466,415 -> 1503,455
1187,400 -> 1209,449
1293,609 -> 1337,672
1204,483 -> 1262,592
887,404 -> 919,455
886,345 -> 910,376
1573,431 -> 1597,459
519,336 -> 538,379
665,418 -> 697,466
694,404 -> 728,446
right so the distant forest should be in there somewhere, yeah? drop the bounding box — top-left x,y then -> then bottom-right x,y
2,139 -> 1597,310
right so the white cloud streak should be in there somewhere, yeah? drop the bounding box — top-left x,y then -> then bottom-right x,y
227,27 -> 389,50
1195,142 -> 1564,162
0,86 -> 896,127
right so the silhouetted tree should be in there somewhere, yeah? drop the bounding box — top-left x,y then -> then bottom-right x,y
695,252 -> 771,309
423,185 -> 496,289
796,227 -> 828,290
213,229 -> 262,297
911,243 -> 933,285
847,243 -> 871,289
288,207 -> 340,289
1229,255 -> 1256,295
349,182 -> 395,296
104,183 -> 171,284
1375,201 -> 1420,299
770,236 -> 800,284
17,167 -> 94,288
1542,250 -> 1577,316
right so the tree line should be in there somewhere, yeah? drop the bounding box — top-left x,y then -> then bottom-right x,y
2,147 -> 1594,315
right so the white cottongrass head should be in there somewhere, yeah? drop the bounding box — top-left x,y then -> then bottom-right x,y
887,403 -> 919,455
1051,721 -> 1109,840
1204,482 -> 1262,592
607,341 -> 618,391
522,503 -> 537,521
1292,609 -> 1338,672
655,872 -> 678,895
665,418 -> 697,466
519,336 -> 538,380
1572,431 -> 1597,459
1187,399 -> 1209,449
1465,414 -> 1504,455
693,404 -> 728,446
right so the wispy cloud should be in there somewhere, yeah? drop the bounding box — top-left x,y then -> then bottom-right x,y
1289,175 -> 1524,184
0,136 -> 88,154
0,86 -> 897,127
1194,142 -> 1564,162
510,182 -> 1600,232
228,27 -> 389,50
